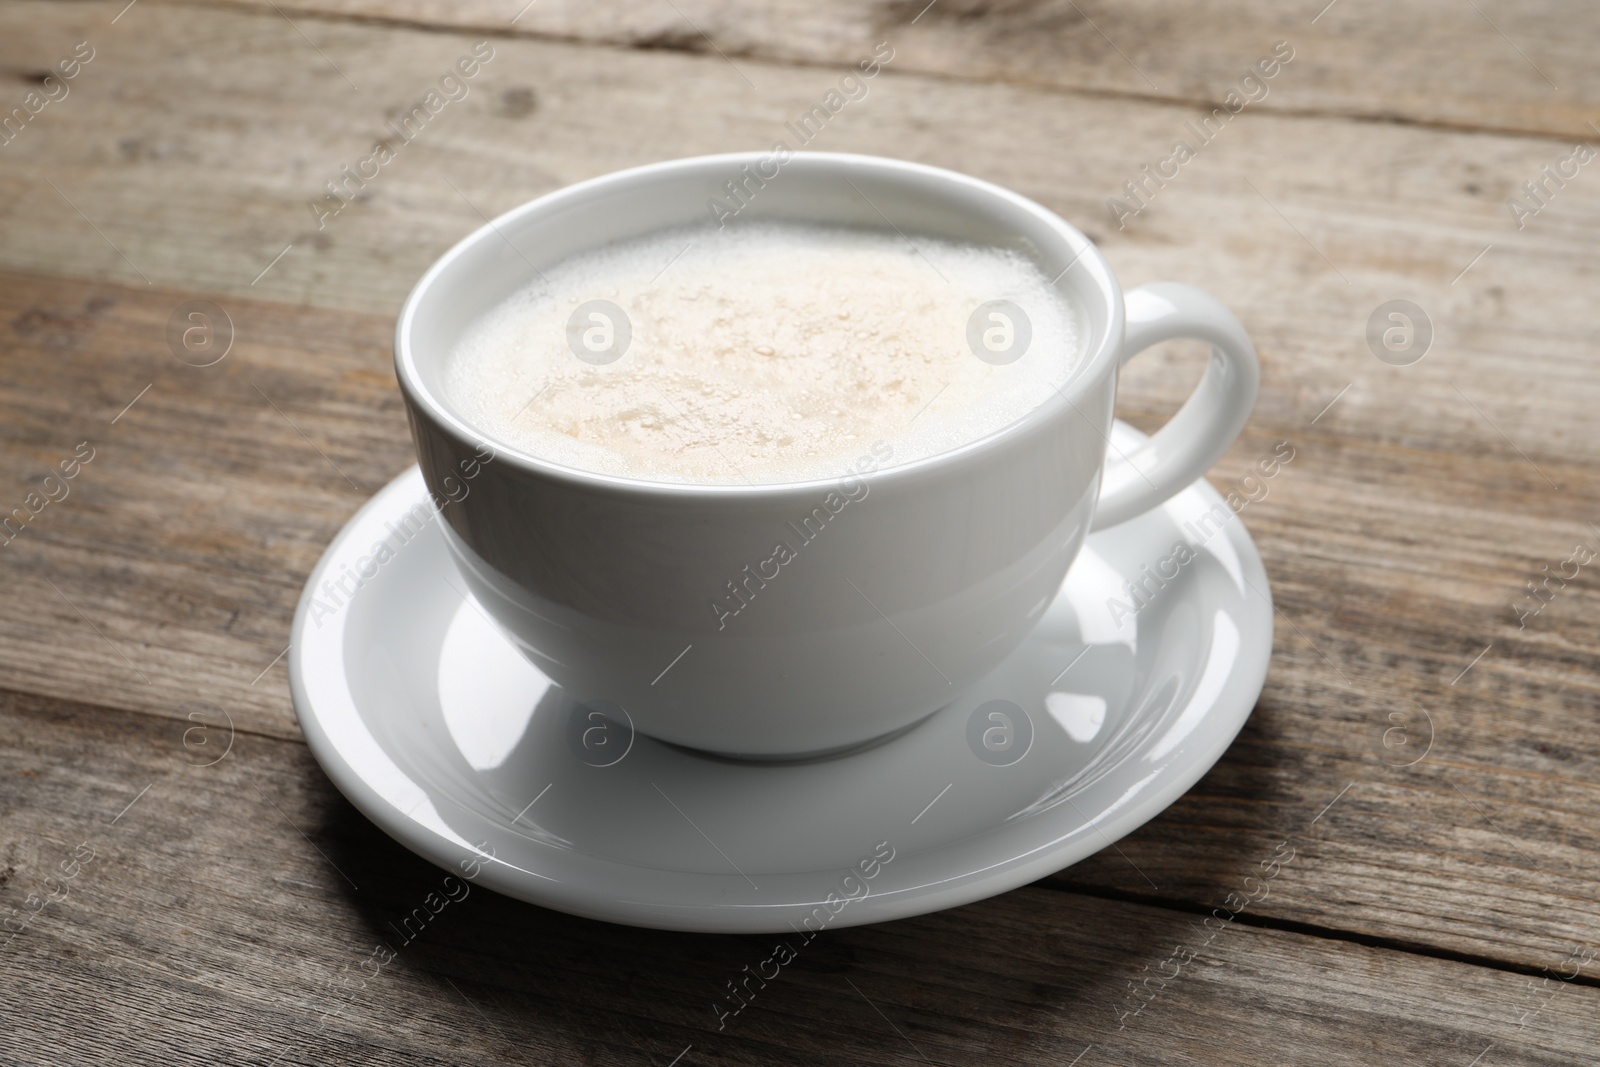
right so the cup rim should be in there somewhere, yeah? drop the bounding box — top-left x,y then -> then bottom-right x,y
394,151 -> 1124,497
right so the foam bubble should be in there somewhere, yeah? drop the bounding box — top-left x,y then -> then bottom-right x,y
445,221 -> 1080,485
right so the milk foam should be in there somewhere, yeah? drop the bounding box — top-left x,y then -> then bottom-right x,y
444,221 -> 1080,485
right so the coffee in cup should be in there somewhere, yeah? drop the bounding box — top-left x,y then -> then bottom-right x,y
443,221 -> 1082,486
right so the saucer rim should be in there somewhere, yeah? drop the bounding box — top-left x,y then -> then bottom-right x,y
290,425 -> 1272,932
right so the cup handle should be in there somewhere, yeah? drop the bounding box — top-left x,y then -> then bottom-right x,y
1091,282 -> 1260,531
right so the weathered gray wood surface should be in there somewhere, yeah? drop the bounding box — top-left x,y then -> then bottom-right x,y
1,0 -> 1598,1063
184,0 -> 1600,139
5,689 -> 1598,1065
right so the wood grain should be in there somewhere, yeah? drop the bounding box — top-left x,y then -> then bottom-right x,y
2,1 -> 1599,1060
1,0 -> 1599,973
4,1 -> 1597,466
3,688 -> 1596,1067
0,269 -> 408,723
163,0 -> 1600,140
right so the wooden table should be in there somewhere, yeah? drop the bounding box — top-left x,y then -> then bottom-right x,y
3,1 -> 1598,1062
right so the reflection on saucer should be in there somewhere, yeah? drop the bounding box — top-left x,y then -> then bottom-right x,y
438,605 -> 547,771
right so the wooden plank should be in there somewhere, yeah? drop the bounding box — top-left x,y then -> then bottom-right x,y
157,0 -> 1600,140
3,687 -> 1597,1067
0,272 -> 408,731
2,0 -> 1599,979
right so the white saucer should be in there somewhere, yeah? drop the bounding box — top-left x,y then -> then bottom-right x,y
291,422 -> 1273,933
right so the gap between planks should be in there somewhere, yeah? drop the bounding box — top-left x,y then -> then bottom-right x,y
5,672 -> 1581,990
158,0 -> 1599,147
1053,881 -> 1600,991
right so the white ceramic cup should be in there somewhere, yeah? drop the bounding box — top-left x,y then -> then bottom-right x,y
396,152 -> 1258,758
